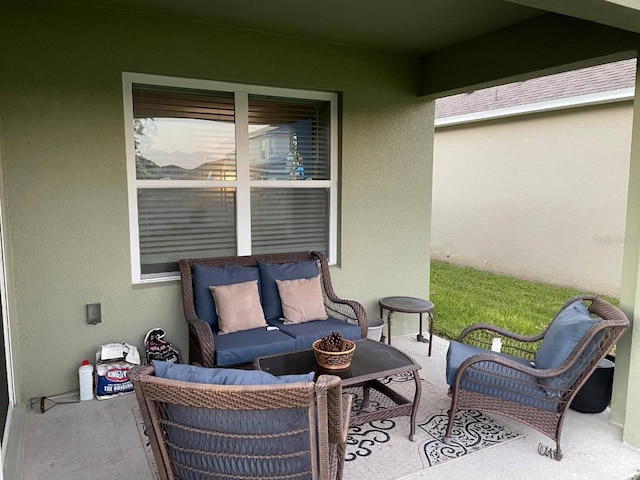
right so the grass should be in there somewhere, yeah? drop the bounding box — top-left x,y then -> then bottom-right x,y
430,260 -> 619,341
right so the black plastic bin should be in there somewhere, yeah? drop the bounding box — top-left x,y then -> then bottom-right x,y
570,356 -> 615,413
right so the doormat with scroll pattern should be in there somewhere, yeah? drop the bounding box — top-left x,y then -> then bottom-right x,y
343,374 -> 524,479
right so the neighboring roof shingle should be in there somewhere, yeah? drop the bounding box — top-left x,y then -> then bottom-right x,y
435,59 -> 637,119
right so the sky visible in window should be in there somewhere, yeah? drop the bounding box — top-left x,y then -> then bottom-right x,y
137,118 -> 269,170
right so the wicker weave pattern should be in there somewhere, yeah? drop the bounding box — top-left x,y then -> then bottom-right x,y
179,251 -> 368,368
445,295 -> 629,461
130,366 -> 350,480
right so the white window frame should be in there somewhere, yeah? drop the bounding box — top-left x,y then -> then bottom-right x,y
122,72 -> 339,284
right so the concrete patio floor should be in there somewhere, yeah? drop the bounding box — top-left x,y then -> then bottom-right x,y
6,334 -> 640,480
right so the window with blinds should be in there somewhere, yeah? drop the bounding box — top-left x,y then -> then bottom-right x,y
138,188 -> 237,275
248,95 -> 330,181
133,85 -> 236,181
124,74 -> 338,282
251,188 -> 329,255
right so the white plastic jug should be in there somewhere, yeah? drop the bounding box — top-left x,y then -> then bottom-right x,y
79,359 -> 94,401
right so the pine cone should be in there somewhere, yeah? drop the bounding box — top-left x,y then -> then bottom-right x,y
319,331 -> 344,352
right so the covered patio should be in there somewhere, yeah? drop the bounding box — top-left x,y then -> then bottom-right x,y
10,334 -> 640,479
2,1 -> 640,478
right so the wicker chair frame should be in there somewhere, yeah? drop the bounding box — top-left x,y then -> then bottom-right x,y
179,251 -> 368,368
130,365 -> 352,480
445,295 -> 629,460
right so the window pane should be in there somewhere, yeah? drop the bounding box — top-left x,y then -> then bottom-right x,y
251,188 -> 329,254
133,85 -> 236,181
248,95 -> 330,181
138,188 -> 237,274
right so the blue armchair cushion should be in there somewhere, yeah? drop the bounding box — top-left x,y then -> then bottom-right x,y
212,326 -> 298,367
192,263 -> 259,330
155,361 -> 314,477
165,404 -> 312,478
446,340 -> 532,386
267,316 -> 361,350
446,341 -> 559,412
258,260 -> 319,321
534,300 -> 598,370
153,359 -> 314,384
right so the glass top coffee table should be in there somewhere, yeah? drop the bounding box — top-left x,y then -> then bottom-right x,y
253,339 -> 422,440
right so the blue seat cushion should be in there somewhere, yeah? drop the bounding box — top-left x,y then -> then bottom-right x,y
535,300 -> 598,370
446,341 -> 559,412
446,341 -> 531,386
212,327 -> 298,367
258,260 -> 319,321
192,263 -> 260,330
152,360 -> 314,384
267,316 -> 362,351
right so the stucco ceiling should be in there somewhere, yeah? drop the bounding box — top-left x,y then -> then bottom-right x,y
71,0 -> 543,55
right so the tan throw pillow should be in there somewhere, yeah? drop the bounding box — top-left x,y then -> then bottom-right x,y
209,280 -> 267,334
276,275 -> 328,324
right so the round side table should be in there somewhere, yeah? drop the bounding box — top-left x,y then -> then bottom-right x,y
379,296 -> 435,356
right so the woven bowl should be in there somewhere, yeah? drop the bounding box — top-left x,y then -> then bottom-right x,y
312,339 -> 356,370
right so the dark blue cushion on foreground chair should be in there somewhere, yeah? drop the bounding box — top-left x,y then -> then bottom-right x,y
152,360 -> 314,384
152,360 -> 315,478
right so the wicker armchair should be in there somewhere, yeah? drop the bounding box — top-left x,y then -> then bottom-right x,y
444,295 -> 629,460
179,251 -> 368,368
130,365 -> 352,480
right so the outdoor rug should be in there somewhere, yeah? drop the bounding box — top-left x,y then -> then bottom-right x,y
344,408 -> 523,479
343,375 -> 524,479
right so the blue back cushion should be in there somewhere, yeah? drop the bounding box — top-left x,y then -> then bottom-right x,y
535,300 -> 598,370
258,260 -> 319,320
192,263 -> 259,330
153,361 -> 315,478
165,405 -> 312,478
152,360 -> 314,384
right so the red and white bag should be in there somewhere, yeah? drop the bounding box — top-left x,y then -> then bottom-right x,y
144,328 -> 181,364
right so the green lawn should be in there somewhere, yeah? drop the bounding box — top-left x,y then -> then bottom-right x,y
430,260 -> 619,341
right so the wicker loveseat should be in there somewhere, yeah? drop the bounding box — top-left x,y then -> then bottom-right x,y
179,251 -> 368,368
444,295 -> 629,460
130,363 -> 352,480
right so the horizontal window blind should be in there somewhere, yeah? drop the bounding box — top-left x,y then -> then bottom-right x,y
133,84 -> 235,122
133,84 -> 236,181
248,95 -> 330,181
137,188 -> 237,274
126,74 -> 337,281
250,188 -> 329,255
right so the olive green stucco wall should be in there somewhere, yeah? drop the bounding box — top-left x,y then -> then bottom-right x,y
0,4 -> 433,402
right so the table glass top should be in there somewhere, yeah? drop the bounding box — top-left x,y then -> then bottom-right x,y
254,339 -> 420,382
